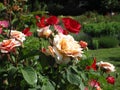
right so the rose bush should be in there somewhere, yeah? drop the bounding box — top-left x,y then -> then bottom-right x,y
0,14 -> 118,90
0,1 -> 119,90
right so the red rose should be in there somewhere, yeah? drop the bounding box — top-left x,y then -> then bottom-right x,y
106,76 -> 115,85
22,27 -> 32,36
86,57 -> 97,71
46,16 -> 59,25
62,17 -> 81,33
36,16 -> 46,28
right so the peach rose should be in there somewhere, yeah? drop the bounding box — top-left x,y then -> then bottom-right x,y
37,26 -> 52,38
0,39 -> 21,53
10,30 -> 26,42
97,61 -> 115,72
51,34 -> 83,64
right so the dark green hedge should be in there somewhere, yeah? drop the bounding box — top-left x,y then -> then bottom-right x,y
82,22 -> 120,37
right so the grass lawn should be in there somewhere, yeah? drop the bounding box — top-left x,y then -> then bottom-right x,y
87,47 -> 120,68
87,47 -> 120,90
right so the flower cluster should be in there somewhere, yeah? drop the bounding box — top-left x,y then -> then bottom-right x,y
0,15 -> 117,90
35,15 -> 116,89
36,15 -> 84,64
0,21 -> 32,53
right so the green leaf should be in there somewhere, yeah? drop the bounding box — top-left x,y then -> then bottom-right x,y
11,18 -> 18,25
0,3 -> 6,11
66,68 -> 82,86
21,67 -> 37,85
80,72 -> 87,81
41,81 -> 55,90
79,82 -> 85,90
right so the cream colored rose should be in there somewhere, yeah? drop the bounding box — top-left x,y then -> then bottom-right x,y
0,39 -> 21,53
97,61 -> 115,72
51,34 -> 83,64
10,30 -> 26,42
37,26 -> 52,38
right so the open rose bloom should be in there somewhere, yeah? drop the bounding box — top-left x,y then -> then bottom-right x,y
0,39 -> 21,53
47,34 -> 83,64
10,30 -> 26,42
97,61 -> 115,72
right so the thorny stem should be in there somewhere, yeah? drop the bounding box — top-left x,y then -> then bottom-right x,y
8,12 -> 12,38
7,53 -> 15,65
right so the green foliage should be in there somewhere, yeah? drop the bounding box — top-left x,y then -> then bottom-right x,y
0,1 -> 119,90
92,38 -> 99,49
0,3 -> 6,12
72,31 -> 92,47
21,67 -> 37,85
98,36 -> 119,48
83,22 -> 120,37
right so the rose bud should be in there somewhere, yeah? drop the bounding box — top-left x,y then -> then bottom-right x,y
106,76 -> 115,85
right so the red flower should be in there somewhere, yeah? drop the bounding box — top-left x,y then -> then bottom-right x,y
106,76 -> 115,85
22,27 -> 32,36
79,40 -> 88,48
46,16 -> 59,25
86,57 -> 97,71
62,17 -> 81,33
36,16 -> 47,28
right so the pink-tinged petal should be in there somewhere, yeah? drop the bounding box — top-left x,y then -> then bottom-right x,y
89,79 -> 100,88
54,25 -> 64,33
54,25 -> 69,35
